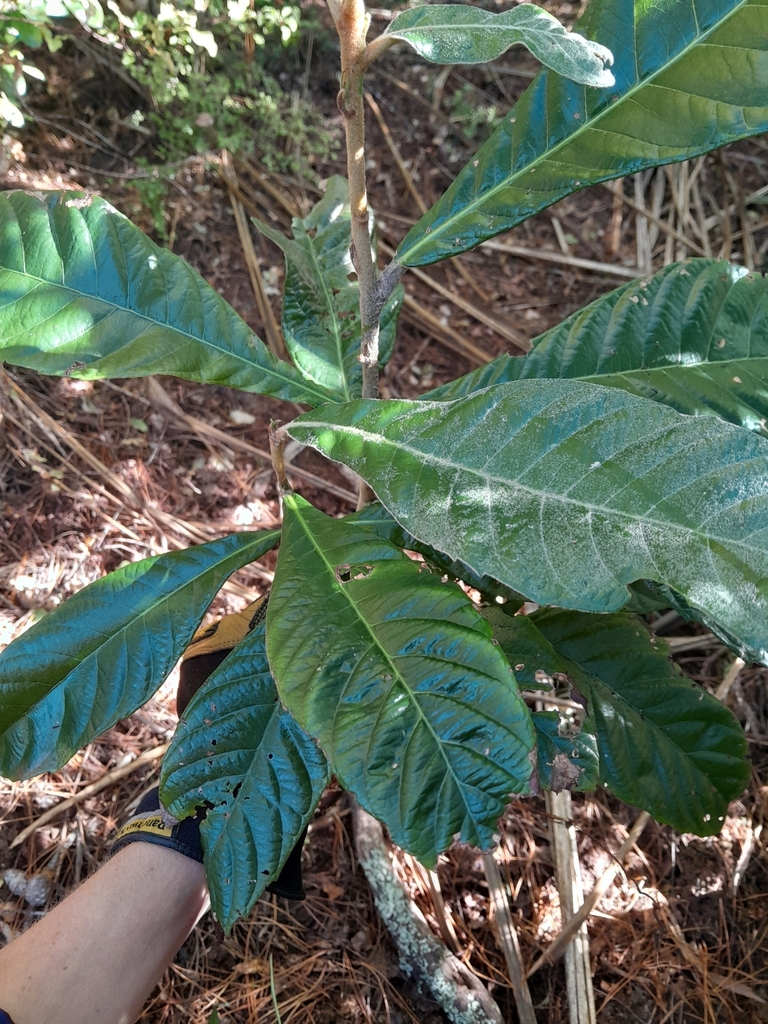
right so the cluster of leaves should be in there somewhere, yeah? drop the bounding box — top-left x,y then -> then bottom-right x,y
0,0 -> 767,931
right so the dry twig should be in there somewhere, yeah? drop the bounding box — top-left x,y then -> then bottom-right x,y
10,743 -> 169,849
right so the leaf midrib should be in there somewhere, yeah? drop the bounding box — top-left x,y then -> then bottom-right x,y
288,503 -> 490,830
574,353 -> 768,385
296,229 -> 353,402
388,6 -> 580,35
398,0 -> 753,264
1,266 -> 334,404
295,420 -> 764,556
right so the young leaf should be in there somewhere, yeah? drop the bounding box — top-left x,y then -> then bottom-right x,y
531,712 -> 599,794
512,609 -> 748,834
265,494 -> 535,867
396,0 -> 768,266
427,260 -> 768,436
481,605 -> 599,793
384,4 -> 614,87
0,530 -> 279,779
161,618 -> 329,931
257,177 -> 403,401
288,380 -> 768,665
0,191 -> 335,406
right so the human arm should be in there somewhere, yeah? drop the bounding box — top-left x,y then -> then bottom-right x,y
0,840 -> 208,1024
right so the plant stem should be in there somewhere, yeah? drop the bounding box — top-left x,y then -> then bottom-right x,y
335,0 -> 404,511
336,0 -> 381,401
268,420 -> 289,494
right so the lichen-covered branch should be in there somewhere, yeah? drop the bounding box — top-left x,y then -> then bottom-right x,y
353,803 -> 503,1024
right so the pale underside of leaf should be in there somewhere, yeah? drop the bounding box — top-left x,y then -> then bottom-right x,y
288,380 -> 768,665
384,4 -> 614,87
396,0 -> 768,266
0,530 -> 279,779
0,191 -> 333,406
161,620 -> 329,930
266,494 -> 535,866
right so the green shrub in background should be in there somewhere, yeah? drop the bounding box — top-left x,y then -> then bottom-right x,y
2,0 -> 335,175
0,0 -> 103,130
108,0 -> 332,168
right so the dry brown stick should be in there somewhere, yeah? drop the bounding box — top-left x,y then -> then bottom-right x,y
375,69 -> 475,147
633,171 -> 653,274
545,790 -> 596,1024
481,239 -> 643,279
401,296 -> 494,365
383,243 -> 527,350
665,633 -> 718,652
1,409 -> 143,544
702,181 -> 768,232
482,851 -> 536,1024
10,743 -> 170,849
726,169 -> 758,271
599,181 -> 707,257
3,393 -> 220,560
220,151 -> 288,360
238,156 -> 303,218
715,656 -> 746,703
145,378 -> 357,505
6,372 -> 246,547
405,853 -> 460,954
3,375 -> 277,588
606,179 -> 624,257
363,94 -> 497,306
4,370 -> 135,503
527,809 -> 651,979
691,172 -> 714,257
365,91 -> 427,216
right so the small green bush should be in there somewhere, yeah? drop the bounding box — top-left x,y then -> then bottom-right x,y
107,0 -> 335,172
2,0 -> 336,177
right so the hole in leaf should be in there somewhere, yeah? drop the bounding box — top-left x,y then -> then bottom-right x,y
232,782 -> 242,799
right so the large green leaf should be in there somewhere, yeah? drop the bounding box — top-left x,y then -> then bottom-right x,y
0,191 -> 335,405
382,4 -> 615,87
347,502 -> 525,607
396,0 -> 768,266
507,608 -> 747,833
288,381 -> 768,665
265,494 -> 535,866
0,530 -> 279,779
161,618 -> 328,931
427,260 -> 768,436
257,177 -> 403,401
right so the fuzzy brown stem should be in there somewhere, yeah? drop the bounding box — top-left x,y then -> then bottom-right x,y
268,421 -> 289,494
336,0 -> 382,401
